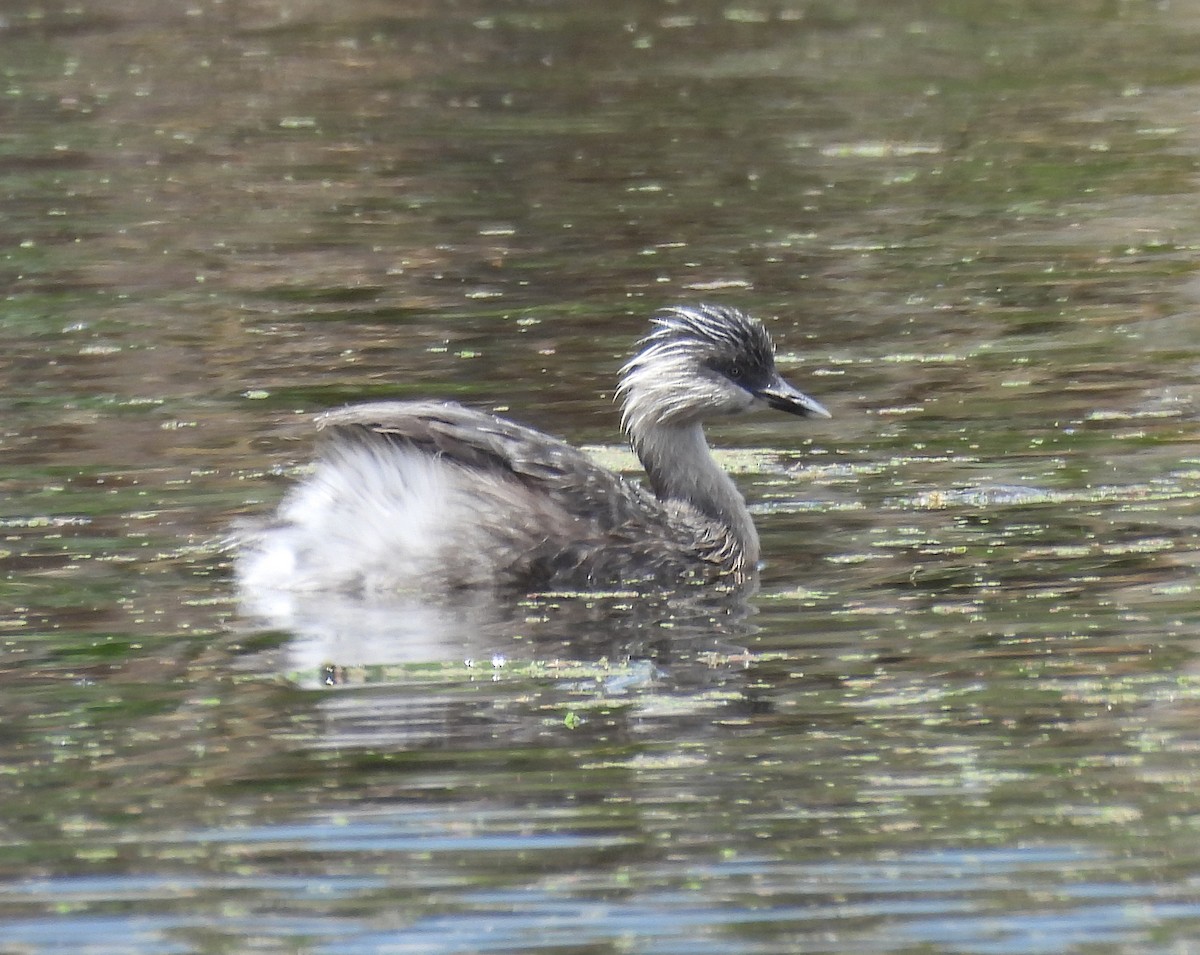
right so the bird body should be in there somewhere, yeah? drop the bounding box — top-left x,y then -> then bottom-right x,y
235,304 -> 829,596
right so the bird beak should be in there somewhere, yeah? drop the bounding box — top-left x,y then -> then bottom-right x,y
756,377 -> 831,419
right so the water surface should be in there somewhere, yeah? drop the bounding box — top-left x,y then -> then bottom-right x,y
4,1 -> 1200,952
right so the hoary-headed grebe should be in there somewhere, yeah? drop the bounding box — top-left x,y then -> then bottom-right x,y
235,304 -> 829,595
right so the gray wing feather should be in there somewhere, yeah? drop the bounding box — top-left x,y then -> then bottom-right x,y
313,401 -> 723,587
315,400 -> 658,522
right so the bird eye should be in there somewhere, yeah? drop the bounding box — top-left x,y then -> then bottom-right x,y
727,365 -> 742,380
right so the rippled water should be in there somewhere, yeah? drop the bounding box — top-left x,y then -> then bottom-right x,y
5,1 -> 1200,952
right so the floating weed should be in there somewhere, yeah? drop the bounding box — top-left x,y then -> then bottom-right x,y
818,141 -> 942,158
578,444 -> 786,475
758,586 -> 833,601
295,656 -> 666,691
908,481 -> 1200,510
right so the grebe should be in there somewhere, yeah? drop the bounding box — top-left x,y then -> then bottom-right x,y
235,304 -> 829,595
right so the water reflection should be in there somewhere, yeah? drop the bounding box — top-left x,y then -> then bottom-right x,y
241,584 -> 759,666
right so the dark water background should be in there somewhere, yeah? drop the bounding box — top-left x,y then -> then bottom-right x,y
5,1 -> 1200,952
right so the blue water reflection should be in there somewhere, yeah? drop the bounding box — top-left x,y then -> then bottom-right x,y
5,843 -> 1199,953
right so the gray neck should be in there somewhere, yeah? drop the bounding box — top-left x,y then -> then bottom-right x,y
631,421 -> 759,569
